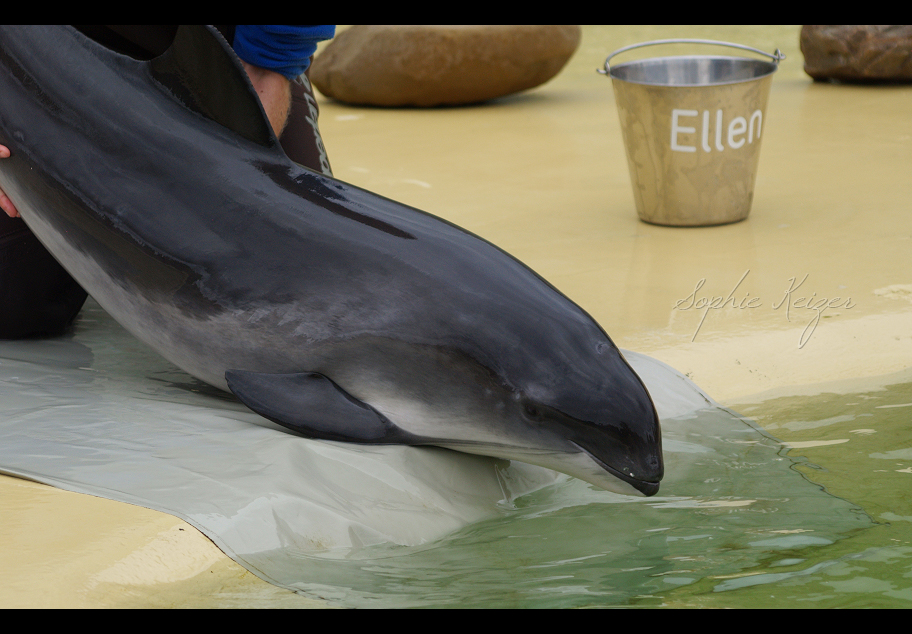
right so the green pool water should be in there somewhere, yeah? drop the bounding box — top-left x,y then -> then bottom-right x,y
258,378 -> 911,608
713,382 -> 912,608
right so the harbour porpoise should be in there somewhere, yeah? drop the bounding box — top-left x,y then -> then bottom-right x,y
0,25 -> 663,495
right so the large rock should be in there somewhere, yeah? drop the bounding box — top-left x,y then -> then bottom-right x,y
310,25 -> 582,107
801,25 -> 912,82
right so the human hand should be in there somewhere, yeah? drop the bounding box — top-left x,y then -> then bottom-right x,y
0,144 -> 19,218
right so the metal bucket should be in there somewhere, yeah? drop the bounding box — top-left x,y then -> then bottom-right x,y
599,39 -> 784,226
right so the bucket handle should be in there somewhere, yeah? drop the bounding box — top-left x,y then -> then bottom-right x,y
598,39 -> 785,75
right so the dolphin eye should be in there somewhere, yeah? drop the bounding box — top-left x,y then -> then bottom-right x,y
523,403 -> 543,421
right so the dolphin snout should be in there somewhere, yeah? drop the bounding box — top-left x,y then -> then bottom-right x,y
556,368 -> 664,495
571,437 -> 663,496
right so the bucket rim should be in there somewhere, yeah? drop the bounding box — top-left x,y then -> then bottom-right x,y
607,54 -> 781,87
597,38 -> 785,84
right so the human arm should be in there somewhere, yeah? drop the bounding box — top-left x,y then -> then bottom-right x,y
241,62 -> 293,137
233,25 -> 335,137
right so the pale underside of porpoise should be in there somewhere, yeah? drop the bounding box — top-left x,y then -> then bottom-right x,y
0,25 -> 663,495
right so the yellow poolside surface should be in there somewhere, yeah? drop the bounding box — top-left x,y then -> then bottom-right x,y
2,25 -> 910,607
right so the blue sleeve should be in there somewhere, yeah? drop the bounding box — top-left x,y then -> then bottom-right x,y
233,25 -> 336,79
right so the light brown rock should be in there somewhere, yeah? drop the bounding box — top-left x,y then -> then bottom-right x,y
310,25 -> 582,107
800,25 -> 912,82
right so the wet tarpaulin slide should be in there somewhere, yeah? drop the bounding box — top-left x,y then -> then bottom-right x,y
0,300 -> 869,607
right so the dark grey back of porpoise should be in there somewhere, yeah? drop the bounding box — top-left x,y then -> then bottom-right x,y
0,25 -> 662,494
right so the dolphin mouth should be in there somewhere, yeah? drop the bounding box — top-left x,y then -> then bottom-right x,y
570,442 -> 661,496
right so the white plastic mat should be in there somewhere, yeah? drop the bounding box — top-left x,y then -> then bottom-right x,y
4,299 -> 865,606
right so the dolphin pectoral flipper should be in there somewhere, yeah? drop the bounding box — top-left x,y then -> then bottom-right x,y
225,369 -> 419,444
